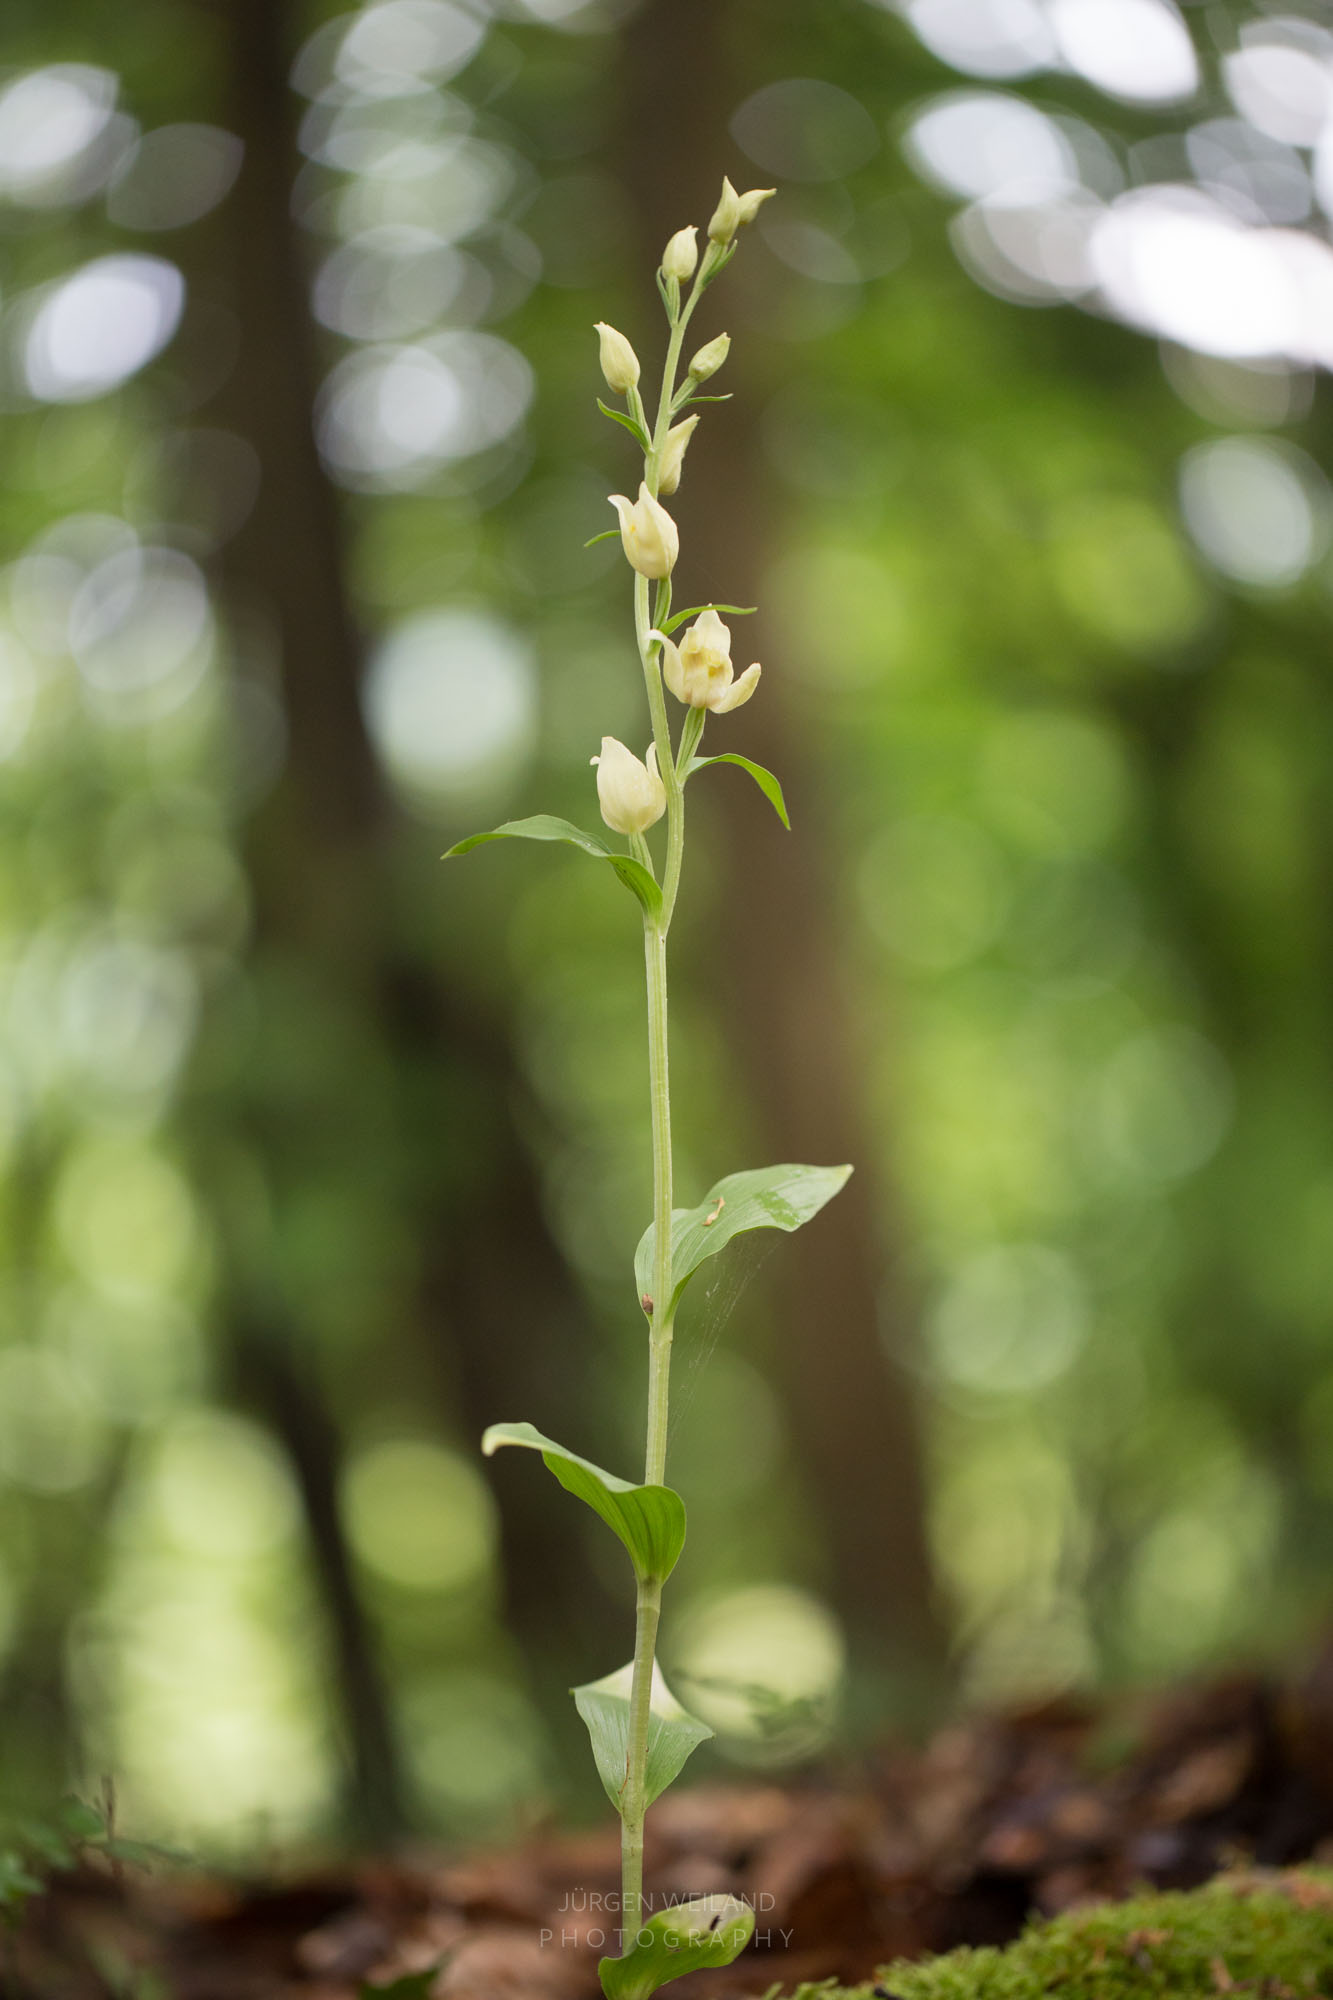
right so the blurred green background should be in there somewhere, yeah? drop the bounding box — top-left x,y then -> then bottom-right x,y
0,0 -> 1330,1856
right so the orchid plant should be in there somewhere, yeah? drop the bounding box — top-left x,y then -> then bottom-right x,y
446,177 -> 851,2000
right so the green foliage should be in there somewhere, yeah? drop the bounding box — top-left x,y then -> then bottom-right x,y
684,753 -> 790,829
444,816 -> 662,919
597,400 -> 652,451
0,1796 -> 176,1924
359,1967 -> 448,1999
816,1872 -> 1333,2000
598,1894 -> 756,2000
635,1164 -> 853,1319
572,1660 -> 713,1811
481,1422 -> 687,1583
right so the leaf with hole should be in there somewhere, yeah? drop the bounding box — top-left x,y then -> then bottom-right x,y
683,753 -> 789,828
635,1163 -> 852,1320
444,815 -> 661,919
598,1895 -> 756,2000
482,1423 -> 686,1582
572,1661 -> 713,1813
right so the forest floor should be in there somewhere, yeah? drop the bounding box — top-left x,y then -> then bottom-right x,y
11,1647 -> 1333,2000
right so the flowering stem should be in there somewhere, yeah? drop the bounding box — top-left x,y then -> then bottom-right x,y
618,258 -> 709,1952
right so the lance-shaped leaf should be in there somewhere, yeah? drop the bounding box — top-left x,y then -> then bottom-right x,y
683,752 -> 789,829
635,1163 -> 852,1320
482,1422 -> 685,1582
660,602 -> 756,635
572,1660 -> 713,1813
598,1895 -> 756,2000
596,398 -> 651,451
444,815 -> 661,919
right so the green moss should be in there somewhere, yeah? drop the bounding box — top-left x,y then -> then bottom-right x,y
763,1870 -> 1333,2000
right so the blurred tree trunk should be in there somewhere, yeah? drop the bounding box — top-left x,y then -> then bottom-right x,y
618,0 -> 948,1709
183,0 -> 622,1832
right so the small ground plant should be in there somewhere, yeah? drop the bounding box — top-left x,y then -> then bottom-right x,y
447,180 -> 851,1999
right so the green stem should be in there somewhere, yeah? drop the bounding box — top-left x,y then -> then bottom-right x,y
618,258 -> 709,1957
618,1576 -> 661,1944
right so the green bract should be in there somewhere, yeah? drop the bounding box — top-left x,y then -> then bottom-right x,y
683,750 -> 789,827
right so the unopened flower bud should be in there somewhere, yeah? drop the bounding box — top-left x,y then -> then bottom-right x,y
688,332 -> 730,383
657,414 -> 698,497
707,176 -> 775,244
708,177 -> 742,244
659,609 -> 761,713
594,321 -> 640,394
608,482 -> 679,578
735,185 -> 775,226
591,736 -> 665,834
661,226 -> 698,281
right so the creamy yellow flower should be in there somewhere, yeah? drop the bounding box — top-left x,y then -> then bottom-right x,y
608,482 -> 679,578
591,736 -> 666,833
707,176 -> 776,244
687,332 -> 730,383
657,415 -> 698,497
661,226 -> 698,281
594,321 -> 640,394
659,609 -> 761,713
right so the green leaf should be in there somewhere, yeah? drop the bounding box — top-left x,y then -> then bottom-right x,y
443,816 -> 662,920
572,1661 -> 713,1813
585,527 -> 620,547
635,1163 -> 852,1320
661,603 -> 757,635
685,753 -> 789,828
56,1799 -> 106,1841
597,398 -> 651,450
599,1895 -> 755,2000
359,1968 -> 448,2000
482,1423 -> 686,1582
0,1852 -> 43,1910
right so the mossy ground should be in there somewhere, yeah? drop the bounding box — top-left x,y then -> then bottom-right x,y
761,1869 -> 1333,2000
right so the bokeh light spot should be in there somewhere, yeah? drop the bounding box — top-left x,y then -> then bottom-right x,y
0,65 -> 119,200
898,0 -> 1055,80
672,1584 -> 844,1759
23,255 -> 185,402
1179,436 -> 1327,587
317,333 -> 532,488
335,0 -> 488,97
0,1348 -> 106,1493
107,125 -> 243,232
929,1244 -> 1090,1393
1049,0 -> 1198,107
364,606 -> 535,813
731,79 -> 880,184
1226,20 -> 1333,149
342,1438 -> 496,1591
1092,1027 -> 1233,1185
905,91 -> 1076,202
